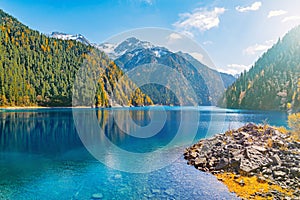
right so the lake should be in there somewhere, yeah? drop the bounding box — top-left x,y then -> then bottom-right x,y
0,106 -> 288,199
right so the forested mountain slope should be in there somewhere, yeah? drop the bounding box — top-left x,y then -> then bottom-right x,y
0,9 -> 152,107
220,26 -> 300,111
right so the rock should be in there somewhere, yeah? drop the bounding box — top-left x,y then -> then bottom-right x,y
190,151 -> 198,158
239,132 -> 250,138
244,148 -> 260,159
114,174 -> 122,179
215,158 -> 229,170
201,142 -> 212,152
91,193 -> 103,199
232,144 -> 242,149
249,172 -> 255,176
151,189 -> 160,194
270,190 -> 279,195
252,145 -> 267,153
184,149 -> 189,155
257,175 -> 267,183
194,157 -> 206,166
164,188 -> 175,196
290,167 -> 300,177
215,141 -> 222,146
274,140 -> 285,148
234,175 -> 240,179
273,171 -> 286,178
143,193 -> 154,198
208,157 -> 217,167
238,179 -> 245,186
263,174 -> 269,179
229,158 -> 241,171
231,149 -> 243,157
239,158 -> 259,174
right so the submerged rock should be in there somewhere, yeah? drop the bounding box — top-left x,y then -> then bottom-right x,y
91,193 -> 103,199
151,189 -> 161,194
114,174 -> 122,179
164,188 -> 175,196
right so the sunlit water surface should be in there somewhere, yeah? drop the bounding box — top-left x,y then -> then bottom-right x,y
0,106 -> 287,199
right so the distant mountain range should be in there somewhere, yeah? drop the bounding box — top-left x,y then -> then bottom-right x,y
106,37 -> 236,105
49,33 -> 236,106
98,37 -> 235,87
220,25 -> 300,111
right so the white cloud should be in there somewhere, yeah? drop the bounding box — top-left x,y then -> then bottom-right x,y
243,40 -> 274,55
244,44 -> 270,55
203,41 -> 213,45
282,15 -> 300,23
144,0 -> 152,4
189,52 -> 204,63
268,10 -> 287,18
167,33 -> 182,42
219,64 -> 251,75
236,2 -> 262,13
173,7 -> 225,35
139,0 -> 153,5
227,64 -> 250,70
180,30 -> 194,38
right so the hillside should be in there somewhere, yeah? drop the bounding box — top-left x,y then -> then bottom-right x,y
220,25 -> 300,111
0,10 -> 152,107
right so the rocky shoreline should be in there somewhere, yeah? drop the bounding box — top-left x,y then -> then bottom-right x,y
184,123 -> 300,199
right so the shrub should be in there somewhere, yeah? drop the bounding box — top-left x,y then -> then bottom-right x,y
288,113 -> 300,141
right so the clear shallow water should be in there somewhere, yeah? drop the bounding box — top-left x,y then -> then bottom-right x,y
0,106 -> 288,199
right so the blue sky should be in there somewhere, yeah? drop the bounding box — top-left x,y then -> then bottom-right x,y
1,0 -> 300,74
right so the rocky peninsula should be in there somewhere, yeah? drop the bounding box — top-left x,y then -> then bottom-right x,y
184,123 -> 300,199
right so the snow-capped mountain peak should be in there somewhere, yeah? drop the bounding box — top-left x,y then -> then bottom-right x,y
50,32 -> 90,46
96,37 -> 157,59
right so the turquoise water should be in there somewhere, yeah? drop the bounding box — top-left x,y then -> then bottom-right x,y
0,107 -> 288,199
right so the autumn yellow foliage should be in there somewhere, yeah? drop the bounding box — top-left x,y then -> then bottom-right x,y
275,126 -> 289,134
216,173 -> 293,200
288,113 -> 300,141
